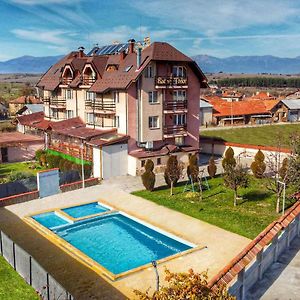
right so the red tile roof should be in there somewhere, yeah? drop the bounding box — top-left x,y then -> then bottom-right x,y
249,91 -> 276,100
16,111 -> 45,126
10,96 -> 42,104
0,132 -> 43,146
49,117 -> 85,131
54,127 -> 116,140
87,133 -> 129,147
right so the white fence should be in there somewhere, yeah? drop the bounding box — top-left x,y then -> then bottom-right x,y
228,215 -> 300,299
0,230 -> 74,300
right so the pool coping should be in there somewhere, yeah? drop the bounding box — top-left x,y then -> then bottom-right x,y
23,201 -> 206,281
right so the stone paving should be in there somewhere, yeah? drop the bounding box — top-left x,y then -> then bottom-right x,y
247,237 -> 300,300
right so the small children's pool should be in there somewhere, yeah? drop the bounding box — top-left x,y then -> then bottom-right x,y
62,202 -> 109,219
28,202 -> 196,279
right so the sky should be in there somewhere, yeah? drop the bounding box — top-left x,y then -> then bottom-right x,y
1,0 -> 300,61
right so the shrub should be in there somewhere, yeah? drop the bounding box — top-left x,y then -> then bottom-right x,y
279,157 -> 289,179
52,156 -> 61,168
187,154 -> 199,183
207,156 -> 217,178
64,160 -> 73,171
251,150 -> 266,178
35,149 -> 45,161
59,159 -> 67,171
39,154 -> 47,166
46,154 -> 55,168
222,147 -> 236,170
164,155 -> 183,195
141,159 -> 156,191
84,164 -> 92,178
8,172 -> 33,182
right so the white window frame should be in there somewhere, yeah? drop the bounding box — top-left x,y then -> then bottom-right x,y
148,91 -> 158,104
172,66 -> 186,77
145,65 -> 154,78
86,91 -> 95,101
175,136 -> 185,146
86,112 -> 94,124
50,108 -> 58,119
174,114 -> 186,125
173,90 -> 186,101
114,115 -> 120,128
149,116 -> 159,129
65,89 -> 73,100
113,91 -> 119,103
66,110 -> 74,119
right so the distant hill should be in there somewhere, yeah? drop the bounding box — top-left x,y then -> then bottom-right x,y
0,55 -> 64,74
193,55 -> 300,74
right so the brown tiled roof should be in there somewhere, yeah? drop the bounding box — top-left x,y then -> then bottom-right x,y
16,111 -> 45,126
208,199 -> 300,290
129,144 -> 181,158
10,96 -> 42,104
49,117 -> 85,131
0,132 -> 43,146
54,127 -> 116,140
87,133 -> 129,147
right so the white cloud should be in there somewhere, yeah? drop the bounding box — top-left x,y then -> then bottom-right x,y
130,0 -> 299,37
12,29 -> 69,45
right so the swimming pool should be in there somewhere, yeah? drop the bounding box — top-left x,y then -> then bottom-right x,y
62,202 -> 109,219
26,202 -> 197,280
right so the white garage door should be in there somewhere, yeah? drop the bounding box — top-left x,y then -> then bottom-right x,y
102,143 -> 128,179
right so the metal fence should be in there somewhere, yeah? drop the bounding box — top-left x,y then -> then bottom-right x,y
228,215 -> 300,299
0,231 -> 74,300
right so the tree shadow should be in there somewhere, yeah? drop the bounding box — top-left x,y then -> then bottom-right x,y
240,190 -> 273,203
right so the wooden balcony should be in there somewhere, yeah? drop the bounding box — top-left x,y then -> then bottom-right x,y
85,99 -> 116,112
155,76 -> 188,88
50,97 -> 66,107
163,125 -> 187,137
61,77 -> 72,85
164,100 -> 187,111
82,77 -> 96,86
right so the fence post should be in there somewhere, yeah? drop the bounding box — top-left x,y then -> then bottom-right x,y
0,231 -> 2,255
238,268 -> 246,300
257,249 -> 264,280
29,256 -> 32,286
273,234 -> 279,263
12,242 -> 16,270
46,273 -> 50,300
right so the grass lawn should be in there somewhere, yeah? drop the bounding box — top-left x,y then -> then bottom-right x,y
0,162 -> 44,179
0,255 -> 40,300
201,123 -> 300,148
132,176 -> 296,239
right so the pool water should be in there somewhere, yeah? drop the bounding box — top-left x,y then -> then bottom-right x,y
32,212 -> 70,229
62,202 -> 109,218
32,209 -> 192,275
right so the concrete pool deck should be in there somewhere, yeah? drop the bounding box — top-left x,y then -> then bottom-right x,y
0,183 -> 250,299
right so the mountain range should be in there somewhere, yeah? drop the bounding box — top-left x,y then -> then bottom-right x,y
1,54 -> 300,74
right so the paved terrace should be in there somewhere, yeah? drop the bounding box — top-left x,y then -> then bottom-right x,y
0,181 -> 249,299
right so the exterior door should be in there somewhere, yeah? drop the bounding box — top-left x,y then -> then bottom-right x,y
1,147 -> 8,162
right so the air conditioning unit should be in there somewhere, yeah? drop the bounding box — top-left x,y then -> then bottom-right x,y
145,141 -> 154,150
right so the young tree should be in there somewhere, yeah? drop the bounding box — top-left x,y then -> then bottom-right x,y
223,164 -> 249,206
251,150 -> 266,178
222,147 -> 236,170
286,133 -> 300,192
187,154 -> 199,183
164,155 -> 183,196
134,269 -> 234,300
141,159 -> 156,191
207,156 -> 217,178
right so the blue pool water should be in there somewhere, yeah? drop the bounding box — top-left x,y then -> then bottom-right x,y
62,202 -> 109,218
32,212 -> 69,229
33,212 -> 192,275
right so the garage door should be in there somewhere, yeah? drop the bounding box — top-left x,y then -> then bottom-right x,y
289,111 -> 299,122
102,143 -> 128,179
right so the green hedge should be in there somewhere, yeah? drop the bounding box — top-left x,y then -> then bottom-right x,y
46,149 -> 91,165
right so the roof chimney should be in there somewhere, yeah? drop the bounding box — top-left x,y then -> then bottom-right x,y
120,50 -> 126,61
136,46 -> 142,69
78,46 -> 85,58
128,39 -> 135,54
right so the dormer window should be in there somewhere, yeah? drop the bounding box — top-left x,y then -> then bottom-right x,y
145,65 -> 154,78
106,64 -> 118,72
62,66 -> 73,85
82,65 -> 96,85
172,66 -> 186,78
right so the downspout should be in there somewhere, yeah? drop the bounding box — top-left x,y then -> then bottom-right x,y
75,90 -> 78,117
93,94 -> 95,129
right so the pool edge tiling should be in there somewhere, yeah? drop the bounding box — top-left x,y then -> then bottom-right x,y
24,203 -> 204,281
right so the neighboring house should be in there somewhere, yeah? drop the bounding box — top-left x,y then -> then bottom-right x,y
205,98 -> 287,126
219,90 -> 243,102
0,102 -> 8,119
249,91 -> 276,101
16,104 -> 44,116
0,132 -> 43,163
36,40 -> 208,177
281,99 -> 300,122
9,96 -> 43,116
200,99 -> 213,126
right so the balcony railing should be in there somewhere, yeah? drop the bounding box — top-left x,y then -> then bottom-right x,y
82,77 -> 96,85
155,76 -> 188,88
61,77 -> 72,85
85,99 -> 116,111
50,97 -> 66,107
163,125 -> 187,135
164,100 -> 187,110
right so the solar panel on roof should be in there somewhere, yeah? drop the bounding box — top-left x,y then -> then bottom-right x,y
87,43 -> 129,56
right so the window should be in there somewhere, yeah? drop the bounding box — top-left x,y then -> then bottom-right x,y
172,66 -> 186,77
175,136 -> 184,146
157,158 -> 161,165
149,116 -> 159,129
174,114 -> 186,125
113,91 -> 119,103
141,160 -> 145,167
145,65 -> 154,78
148,91 -> 158,104
86,112 -> 94,124
114,116 -> 120,128
50,108 -> 58,119
173,90 -> 186,101
86,91 -> 95,101
65,89 -> 73,100
66,110 -> 74,119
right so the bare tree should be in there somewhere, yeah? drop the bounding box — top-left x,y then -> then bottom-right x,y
164,155 -> 183,196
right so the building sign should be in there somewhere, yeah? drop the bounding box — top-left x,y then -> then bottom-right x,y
155,76 -> 188,87
37,168 -> 60,198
